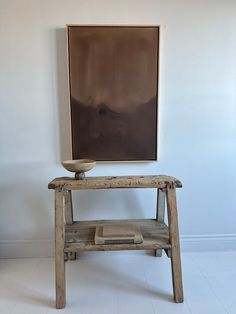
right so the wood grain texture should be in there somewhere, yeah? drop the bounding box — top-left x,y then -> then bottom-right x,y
48,175 -> 182,190
55,189 -> 66,309
64,219 -> 170,252
67,26 -> 159,161
64,190 -> 73,225
155,188 -> 166,257
166,185 -> 184,303
64,190 -> 76,261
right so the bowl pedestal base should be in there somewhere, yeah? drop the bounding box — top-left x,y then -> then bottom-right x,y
75,172 -> 85,180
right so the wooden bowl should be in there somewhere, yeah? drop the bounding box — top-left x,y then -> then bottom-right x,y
62,159 -> 96,179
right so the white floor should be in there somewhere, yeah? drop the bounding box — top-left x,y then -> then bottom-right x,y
0,251 -> 236,314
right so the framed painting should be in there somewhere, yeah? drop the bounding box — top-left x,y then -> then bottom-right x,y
67,25 -> 159,161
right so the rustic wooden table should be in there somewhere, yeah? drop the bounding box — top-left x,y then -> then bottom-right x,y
48,175 -> 184,309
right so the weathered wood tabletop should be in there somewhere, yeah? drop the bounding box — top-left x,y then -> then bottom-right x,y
48,175 -> 182,190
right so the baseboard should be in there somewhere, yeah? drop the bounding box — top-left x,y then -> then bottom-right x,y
0,240 -> 54,259
180,234 -> 236,252
0,234 -> 236,258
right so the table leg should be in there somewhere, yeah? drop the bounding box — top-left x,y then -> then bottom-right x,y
64,190 -> 76,261
166,184 -> 184,303
155,188 -> 165,257
55,188 -> 66,309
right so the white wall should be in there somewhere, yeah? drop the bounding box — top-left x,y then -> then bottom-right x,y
0,0 -> 236,257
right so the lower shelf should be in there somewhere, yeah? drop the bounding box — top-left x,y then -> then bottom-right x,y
64,219 -> 170,252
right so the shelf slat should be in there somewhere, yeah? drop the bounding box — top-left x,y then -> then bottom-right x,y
64,219 -> 170,252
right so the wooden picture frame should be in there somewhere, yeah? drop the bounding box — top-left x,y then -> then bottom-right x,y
67,25 -> 159,161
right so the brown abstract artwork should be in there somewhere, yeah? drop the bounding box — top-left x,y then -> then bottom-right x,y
67,26 -> 159,161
